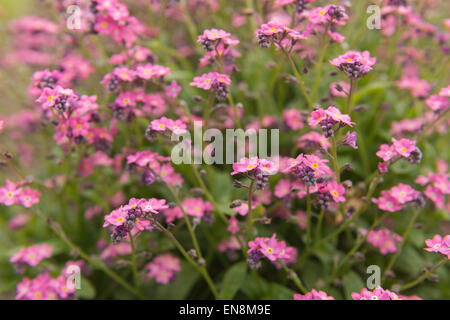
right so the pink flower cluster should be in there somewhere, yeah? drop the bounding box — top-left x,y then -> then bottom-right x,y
329,50 -> 376,79
231,157 -> 278,176
10,244 -> 53,267
103,197 -> 168,243
256,21 -> 307,49
148,116 -> 188,136
424,235 -> 450,259
304,5 -> 348,42
294,289 -> 335,300
145,254 -> 181,284
351,287 -> 400,300
373,183 -> 422,212
366,228 -> 402,255
126,150 -> 183,187
0,180 -> 40,208
247,234 -> 295,265
376,138 -> 420,173
92,0 -> 146,47
416,169 -> 449,209
16,272 -> 75,300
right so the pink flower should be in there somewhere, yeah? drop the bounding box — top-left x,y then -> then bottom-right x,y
231,157 -> 259,175
352,287 -> 400,300
426,94 -> 449,111
103,208 -> 128,227
376,144 -> 398,162
373,190 -> 404,212
165,81 -> 182,98
330,51 -> 376,78
343,131 -> 358,149
330,81 -> 350,97
190,72 -> 230,90
10,244 -> 53,267
303,154 -> 330,175
145,253 -> 181,284
367,228 -> 402,255
182,198 -> 213,218
283,108 -> 304,130
326,181 -> 346,202
424,234 -> 446,254
396,76 -> 431,98
248,234 -> 292,262
392,138 -> 416,157
294,289 -> 335,300
390,184 -> 420,204
18,187 -> 41,208
0,180 -> 22,206
227,216 -> 240,234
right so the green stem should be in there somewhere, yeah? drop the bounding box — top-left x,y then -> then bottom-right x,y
306,185 -> 312,249
383,209 -> 421,282
400,258 -> 448,292
326,212 -> 387,286
36,209 -> 144,299
246,179 -> 256,242
345,79 -> 355,114
190,164 -> 228,224
311,25 -> 330,103
166,184 -> 203,259
299,174 -> 381,262
280,261 -> 307,294
151,217 -> 219,299
330,135 -> 340,183
128,232 -> 140,291
282,49 -> 313,110
314,209 -> 325,243
217,53 -> 242,129
179,0 -> 198,45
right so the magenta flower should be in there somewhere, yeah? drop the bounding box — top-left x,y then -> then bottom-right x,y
10,244 -> 53,267
326,181 -> 346,202
247,234 -> 294,267
165,81 -> 182,98
227,216 -> 240,234
190,72 -> 231,100
343,131 -> 358,149
294,289 -> 335,300
182,198 -> 213,218
425,235 -> 450,259
373,184 -> 421,212
330,50 -> 376,79
367,228 -> 402,255
145,253 -> 181,284
283,108 -> 304,130
352,287 -> 400,300
392,138 -> 417,157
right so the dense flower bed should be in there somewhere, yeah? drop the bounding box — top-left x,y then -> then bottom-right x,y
0,0 -> 449,300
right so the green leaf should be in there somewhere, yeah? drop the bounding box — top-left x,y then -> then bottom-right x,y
77,276 -> 96,299
266,283 -> 295,300
220,261 -> 247,300
342,271 -> 365,299
153,261 -> 200,299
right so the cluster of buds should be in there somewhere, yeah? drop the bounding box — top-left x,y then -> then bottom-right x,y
111,207 -> 144,244
326,4 -> 346,22
212,81 -> 229,100
316,192 -> 333,210
256,22 -> 307,49
319,117 -> 337,138
247,249 -> 263,270
296,165 -> 317,186
255,169 -> 270,190
197,29 -> 238,52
